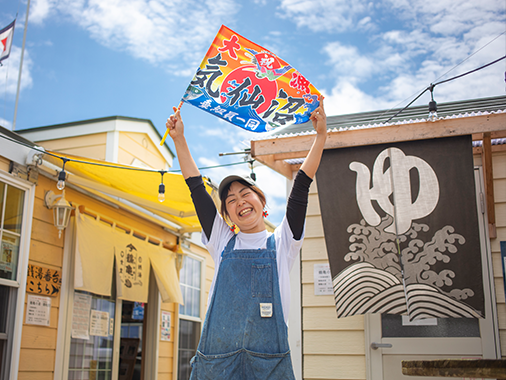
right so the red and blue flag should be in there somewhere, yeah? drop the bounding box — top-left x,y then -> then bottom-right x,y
182,25 -> 322,133
0,20 -> 15,64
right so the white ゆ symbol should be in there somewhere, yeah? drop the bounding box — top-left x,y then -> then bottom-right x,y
350,147 -> 440,235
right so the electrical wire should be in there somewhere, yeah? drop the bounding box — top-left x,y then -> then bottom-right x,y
384,55 -> 506,123
0,132 -> 249,175
374,31 -> 506,123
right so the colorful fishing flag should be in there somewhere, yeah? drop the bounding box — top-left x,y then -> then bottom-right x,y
0,20 -> 15,64
182,25 -> 322,133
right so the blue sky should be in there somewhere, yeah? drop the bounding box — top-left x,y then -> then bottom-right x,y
0,0 -> 505,225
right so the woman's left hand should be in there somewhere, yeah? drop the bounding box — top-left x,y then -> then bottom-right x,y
309,98 -> 327,136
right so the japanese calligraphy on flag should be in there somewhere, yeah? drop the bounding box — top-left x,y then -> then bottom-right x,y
182,25 -> 322,133
0,20 -> 15,64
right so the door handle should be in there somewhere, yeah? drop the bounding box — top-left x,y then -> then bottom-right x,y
371,342 -> 393,350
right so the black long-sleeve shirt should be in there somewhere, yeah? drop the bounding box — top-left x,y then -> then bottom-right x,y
185,170 -> 313,240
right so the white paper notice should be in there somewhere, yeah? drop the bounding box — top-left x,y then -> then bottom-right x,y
72,292 -> 92,340
161,311 -> 171,341
314,263 -> 333,295
90,310 -> 110,337
25,295 -> 51,326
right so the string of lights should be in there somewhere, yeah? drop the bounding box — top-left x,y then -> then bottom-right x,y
384,55 -> 506,123
0,131 -> 249,202
373,31 -> 506,124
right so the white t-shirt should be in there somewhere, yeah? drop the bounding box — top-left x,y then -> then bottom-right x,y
202,213 -> 304,324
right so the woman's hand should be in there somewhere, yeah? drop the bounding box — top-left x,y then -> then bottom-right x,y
300,97 -> 328,179
166,106 -> 184,141
309,98 -> 327,136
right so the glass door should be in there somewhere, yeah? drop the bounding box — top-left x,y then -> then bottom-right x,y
68,292 -> 116,380
119,301 -> 145,380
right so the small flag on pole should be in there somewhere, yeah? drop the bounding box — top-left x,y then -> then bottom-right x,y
0,20 -> 15,64
182,25 -> 322,133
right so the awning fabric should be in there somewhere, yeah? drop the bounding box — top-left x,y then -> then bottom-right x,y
75,212 -> 115,296
44,152 -> 216,232
75,210 -> 183,304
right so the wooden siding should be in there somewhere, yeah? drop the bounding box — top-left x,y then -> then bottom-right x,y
0,156 -> 9,171
118,132 -> 167,169
158,301 -> 175,380
17,174 -> 185,378
302,180 -> 366,380
18,175 -> 63,378
489,151 -> 506,357
34,133 -> 107,161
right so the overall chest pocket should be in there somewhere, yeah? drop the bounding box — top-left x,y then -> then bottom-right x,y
251,264 -> 273,298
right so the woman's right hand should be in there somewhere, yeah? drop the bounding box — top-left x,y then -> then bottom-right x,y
166,106 -> 184,141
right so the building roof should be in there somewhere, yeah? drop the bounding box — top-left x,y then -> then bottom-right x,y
17,115 -> 175,164
266,95 -> 506,138
250,95 -> 506,179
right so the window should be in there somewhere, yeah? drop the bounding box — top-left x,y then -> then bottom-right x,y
68,291 -> 116,380
0,177 -> 31,380
178,255 -> 203,380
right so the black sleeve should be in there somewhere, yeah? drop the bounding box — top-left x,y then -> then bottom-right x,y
185,176 -> 217,241
286,169 -> 313,241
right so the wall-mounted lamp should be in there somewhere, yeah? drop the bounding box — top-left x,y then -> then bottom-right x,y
44,190 -> 74,238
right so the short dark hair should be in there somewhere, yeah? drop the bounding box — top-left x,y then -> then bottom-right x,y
220,179 -> 266,223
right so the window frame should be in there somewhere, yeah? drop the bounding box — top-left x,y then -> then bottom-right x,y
0,171 -> 35,380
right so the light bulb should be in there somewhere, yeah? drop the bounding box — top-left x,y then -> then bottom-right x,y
57,170 -> 66,190
158,183 -> 165,202
428,98 -> 437,122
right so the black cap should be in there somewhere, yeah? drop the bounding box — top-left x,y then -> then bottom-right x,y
218,175 -> 256,201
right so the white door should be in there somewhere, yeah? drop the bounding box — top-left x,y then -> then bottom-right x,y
365,167 -> 501,380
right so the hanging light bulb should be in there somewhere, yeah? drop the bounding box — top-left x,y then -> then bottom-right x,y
158,183 -> 166,202
56,158 -> 68,190
428,84 -> 437,122
158,171 -> 166,202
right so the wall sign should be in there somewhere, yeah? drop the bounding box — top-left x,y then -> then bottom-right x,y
25,295 -> 51,326
26,264 -> 61,297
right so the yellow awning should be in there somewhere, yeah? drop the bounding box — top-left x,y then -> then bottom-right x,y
43,152 -> 216,232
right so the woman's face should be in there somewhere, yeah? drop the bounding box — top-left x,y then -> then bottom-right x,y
225,181 -> 266,233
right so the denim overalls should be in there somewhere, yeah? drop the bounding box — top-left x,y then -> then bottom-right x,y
189,234 -> 296,379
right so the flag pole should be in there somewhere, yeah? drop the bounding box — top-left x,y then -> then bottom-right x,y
160,99 -> 183,146
12,0 -> 30,131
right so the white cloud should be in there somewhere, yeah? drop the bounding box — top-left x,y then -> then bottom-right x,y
0,46 -> 33,96
277,0 -> 370,32
0,117 -> 12,129
31,0 -> 58,24
319,0 -> 505,113
29,0 -> 238,71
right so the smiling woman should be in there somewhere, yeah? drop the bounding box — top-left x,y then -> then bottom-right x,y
165,100 -> 327,379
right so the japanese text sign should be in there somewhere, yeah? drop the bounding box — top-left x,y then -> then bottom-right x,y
27,264 -> 61,297
183,25 -> 322,133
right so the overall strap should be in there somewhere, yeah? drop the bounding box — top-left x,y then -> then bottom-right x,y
266,234 -> 276,251
222,234 -> 237,257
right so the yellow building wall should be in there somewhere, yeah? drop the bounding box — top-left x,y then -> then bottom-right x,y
489,151 -> 506,357
118,131 -> 167,169
301,180 -> 366,380
18,175 -> 63,379
34,133 -> 108,161
16,174 -> 184,378
0,156 -> 10,172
